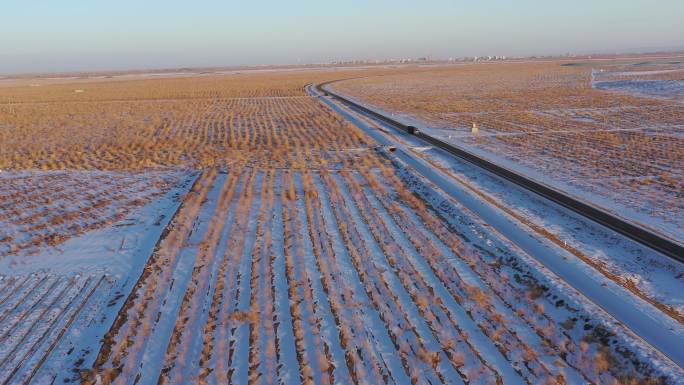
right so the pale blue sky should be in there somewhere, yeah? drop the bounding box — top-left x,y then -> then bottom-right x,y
2,0 -> 683,74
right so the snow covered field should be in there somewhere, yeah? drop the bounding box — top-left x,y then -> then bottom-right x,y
0,170 -> 187,258
0,171 -> 195,384
71,161 -> 681,385
329,61 -> 684,245
1,67 -> 682,384
314,84 -> 684,383
592,62 -> 684,100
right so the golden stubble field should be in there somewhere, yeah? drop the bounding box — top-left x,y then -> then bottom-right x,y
0,65 -> 680,384
0,70 -> 387,171
0,69 -> 383,256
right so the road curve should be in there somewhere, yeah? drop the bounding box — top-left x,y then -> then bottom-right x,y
312,81 -> 684,263
307,82 -> 684,370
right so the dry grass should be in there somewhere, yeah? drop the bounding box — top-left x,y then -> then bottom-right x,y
0,171 -> 183,258
0,70 -> 377,171
331,60 -> 684,229
0,65 -> 674,384
0,68 -> 386,259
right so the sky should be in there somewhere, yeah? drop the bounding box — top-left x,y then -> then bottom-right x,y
2,0 -> 683,74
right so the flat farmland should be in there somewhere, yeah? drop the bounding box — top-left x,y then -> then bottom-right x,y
82,162 -> 675,385
0,67 -> 681,384
330,60 -> 684,242
0,72 -> 373,171
0,171 -> 184,258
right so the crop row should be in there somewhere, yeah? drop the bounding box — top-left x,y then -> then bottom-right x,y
0,273 -> 106,384
0,96 -> 372,170
330,61 -> 684,235
0,171 -> 184,258
83,163 -> 666,384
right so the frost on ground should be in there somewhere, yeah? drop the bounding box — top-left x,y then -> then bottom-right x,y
315,86 -> 684,383
592,61 -> 684,100
0,170 -> 187,259
417,145 -> 684,320
78,163 -> 681,385
2,67 -> 683,384
329,61 -> 684,243
594,79 -> 684,100
0,170 -> 195,384
317,85 -> 684,330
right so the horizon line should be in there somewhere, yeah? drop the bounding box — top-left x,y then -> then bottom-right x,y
2,48 -> 684,78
